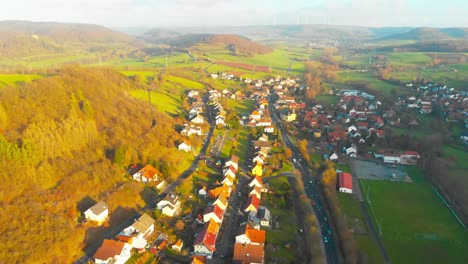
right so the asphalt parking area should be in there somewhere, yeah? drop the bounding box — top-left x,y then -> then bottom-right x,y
349,159 -> 411,182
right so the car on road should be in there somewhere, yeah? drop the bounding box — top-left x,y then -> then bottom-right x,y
328,229 -> 332,235
324,236 -> 329,243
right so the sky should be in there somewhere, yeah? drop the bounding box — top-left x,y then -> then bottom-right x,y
0,0 -> 467,28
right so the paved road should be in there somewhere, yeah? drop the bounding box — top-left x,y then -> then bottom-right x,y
75,91 -> 215,263
155,92 -> 215,203
269,93 -> 339,264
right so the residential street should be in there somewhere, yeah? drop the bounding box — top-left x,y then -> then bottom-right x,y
269,92 -> 340,264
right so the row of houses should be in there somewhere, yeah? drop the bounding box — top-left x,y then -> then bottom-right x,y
93,213 -> 161,264
191,155 -> 239,260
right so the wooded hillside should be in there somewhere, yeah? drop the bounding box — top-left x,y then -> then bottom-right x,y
0,20 -> 138,58
0,67 -> 190,263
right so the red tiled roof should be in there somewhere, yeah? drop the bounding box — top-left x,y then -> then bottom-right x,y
204,204 -> 224,221
338,172 -> 353,190
245,228 -> 266,244
403,151 -> 419,156
194,230 -> 216,252
94,239 -> 126,260
245,195 -> 260,211
233,243 -> 264,264
136,164 -> 160,180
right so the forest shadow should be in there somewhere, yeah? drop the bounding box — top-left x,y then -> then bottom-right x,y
76,196 -> 97,213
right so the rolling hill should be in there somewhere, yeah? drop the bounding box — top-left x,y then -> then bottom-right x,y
142,32 -> 273,55
0,20 -> 139,58
381,27 -> 468,41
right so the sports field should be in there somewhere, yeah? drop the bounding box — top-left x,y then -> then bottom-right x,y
360,178 -> 468,264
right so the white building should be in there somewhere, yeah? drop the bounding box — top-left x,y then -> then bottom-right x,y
84,201 -> 109,225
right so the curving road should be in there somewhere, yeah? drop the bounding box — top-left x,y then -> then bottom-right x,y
268,93 -> 340,264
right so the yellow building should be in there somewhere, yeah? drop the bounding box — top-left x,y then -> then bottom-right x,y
251,162 -> 263,177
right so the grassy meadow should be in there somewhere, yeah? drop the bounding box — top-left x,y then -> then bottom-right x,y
360,178 -> 468,264
0,73 -> 42,87
337,193 -> 386,264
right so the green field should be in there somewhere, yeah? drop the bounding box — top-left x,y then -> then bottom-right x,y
315,94 -> 338,105
192,45 -> 317,74
0,74 -> 42,87
165,75 -> 205,90
337,193 -> 386,264
226,98 -> 255,116
386,52 -> 432,66
129,89 -> 182,115
442,145 -> 468,168
336,71 -> 400,94
360,179 -> 468,264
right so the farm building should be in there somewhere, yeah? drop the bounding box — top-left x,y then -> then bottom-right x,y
338,172 -> 353,193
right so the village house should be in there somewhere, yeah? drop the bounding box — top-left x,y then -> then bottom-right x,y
251,162 -> 263,177
223,165 -> 237,179
212,195 -> 228,211
181,124 -> 203,137
235,226 -> 266,245
264,126 -> 275,133
198,186 -> 207,197
221,174 -> 235,187
157,192 -> 181,217
248,176 -> 268,192
117,213 -> 155,249
233,243 -> 265,264
208,183 -> 231,199
178,140 -> 192,152
338,172 -> 353,194
132,164 -> 160,183
94,239 -> 132,264
190,114 -> 204,124
204,204 -> 224,223
225,155 -> 239,171
245,195 -> 260,213
172,239 -> 184,252
193,230 -> 217,256
84,201 -> 109,225
248,206 -> 272,229
249,186 -> 262,199
383,153 -> 401,164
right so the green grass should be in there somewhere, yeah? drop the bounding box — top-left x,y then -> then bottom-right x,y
119,70 -> 156,84
390,63 -> 468,90
386,52 -> 432,66
166,75 -> 205,90
337,193 -> 386,264
226,99 -> 255,116
360,179 -> 468,264
442,145 -> 468,168
336,71 -> 400,94
0,74 -> 42,87
194,46 -> 311,74
315,94 -> 338,105
266,207 -> 298,262
129,89 -> 181,115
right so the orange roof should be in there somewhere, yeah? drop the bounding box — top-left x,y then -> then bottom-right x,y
245,228 -> 266,244
94,239 -> 126,260
206,219 -> 220,235
208,183 -> 230,198
137,164 -> 160,180
184,140 -> 192,146
192,255 -> 206,264
254,175 -> 263,185
233,243 -> 264,264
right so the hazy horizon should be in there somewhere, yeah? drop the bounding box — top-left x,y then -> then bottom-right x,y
0,0 -> 467,29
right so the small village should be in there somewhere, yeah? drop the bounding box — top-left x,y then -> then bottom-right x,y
77,70 -> 468,264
